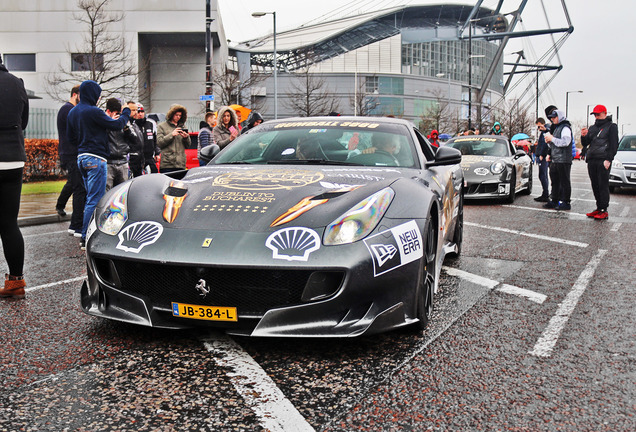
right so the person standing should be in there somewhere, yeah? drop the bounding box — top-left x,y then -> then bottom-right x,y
242,111 -> 263,134
581,105 -> 619,220
197,112 -> 218,166
157,104 -> 190,173
491,122 -> 502,135
126,101 -> 144,177
55,85 -> 86,237
213,106 -> 239,150
104,98 -> 131,191
533,117 -> 550,202
67,80 -> 131,250
0,56 -> 29,298
55,85 -> 80,218
135,103 -> 160,173
543,109 -> 573,211
429,130 -> 440,148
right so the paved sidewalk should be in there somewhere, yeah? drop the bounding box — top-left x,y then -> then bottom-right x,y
18,193 -> 71,227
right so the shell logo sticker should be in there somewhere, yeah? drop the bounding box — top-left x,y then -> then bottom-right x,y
116,221 -> 163,253
265,227 -> 320,261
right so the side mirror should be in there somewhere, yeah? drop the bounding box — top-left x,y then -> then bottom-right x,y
426,145 -> 462,166
199,144 -> 220,165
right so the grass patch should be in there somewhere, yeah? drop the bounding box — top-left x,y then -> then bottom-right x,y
22,180 -> 66,195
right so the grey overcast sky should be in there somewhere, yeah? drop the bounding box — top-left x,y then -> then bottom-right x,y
218,0 -> 636,133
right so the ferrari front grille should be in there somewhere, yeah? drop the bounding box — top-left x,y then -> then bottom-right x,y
102,259 -> 342,316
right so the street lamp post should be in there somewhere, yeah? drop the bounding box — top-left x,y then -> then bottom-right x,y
436,72 -> 451,110
565,90 -> 583,118
252,11 -> 277,119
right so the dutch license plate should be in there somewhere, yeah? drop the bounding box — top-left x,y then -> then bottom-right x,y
171,302 -> 237,322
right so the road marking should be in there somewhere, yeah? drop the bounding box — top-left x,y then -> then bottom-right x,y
504,204 -> 588,218
611,206 -> 630,232
529,249 -> 607,358
464,221 -> 589,248
25,276 -> 86,292
24,230 -> 70,238
442,267 -> 546,304
202,334 -> 315,432
497,284 -> 547,304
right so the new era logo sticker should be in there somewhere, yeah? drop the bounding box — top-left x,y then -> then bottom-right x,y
364,220 -> 423,277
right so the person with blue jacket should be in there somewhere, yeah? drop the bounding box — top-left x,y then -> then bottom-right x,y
67,80 -> 131,249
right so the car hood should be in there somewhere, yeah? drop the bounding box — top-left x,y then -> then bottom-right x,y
615,150 -> 636,164
123,165 -> 407,232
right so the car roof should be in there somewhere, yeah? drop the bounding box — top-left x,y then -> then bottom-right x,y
447,134 -> 510,142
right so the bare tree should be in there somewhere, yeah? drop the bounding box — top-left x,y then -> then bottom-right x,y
283,58 -> 340,117
349,76 -> 380,117
418,88 -> 458,135
45,0 -> 144,103
495,99 -> 533,137
209,64 -> 268,111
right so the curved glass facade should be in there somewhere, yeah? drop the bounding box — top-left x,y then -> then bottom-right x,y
401,38 -> 503,92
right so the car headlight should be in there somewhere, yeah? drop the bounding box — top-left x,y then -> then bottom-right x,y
323,187 -> 395,245
97,182 -> 130,235
612,159 -> 623,169
490,160 -> 506,174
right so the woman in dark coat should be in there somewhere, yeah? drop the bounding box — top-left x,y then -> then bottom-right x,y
0,58 -> 29,298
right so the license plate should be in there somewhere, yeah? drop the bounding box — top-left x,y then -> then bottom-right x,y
171,302 -> 237,322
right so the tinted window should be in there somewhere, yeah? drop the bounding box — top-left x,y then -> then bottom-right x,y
446,137 -> 510,157
3,53 -> 36,71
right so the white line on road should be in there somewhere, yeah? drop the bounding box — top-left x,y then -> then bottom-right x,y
202,334 -> 315,432
504,204 -> 589,218
442,267 -> 546,304
611,206 -> 630,232
464,221 -> 589,248
25,276 -> 86,292
529,249 -> 607,358
24,230 -> 69,238
497,284 -> 547,304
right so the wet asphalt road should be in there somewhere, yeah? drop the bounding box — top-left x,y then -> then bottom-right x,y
1,162 -> 634,431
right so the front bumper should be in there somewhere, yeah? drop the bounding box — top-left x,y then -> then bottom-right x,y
81,221 -> 426,337
610,165 -> 636,188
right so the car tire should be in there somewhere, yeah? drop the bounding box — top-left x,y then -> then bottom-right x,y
520,164 -> 532,195
414,219 -> 436,331
504,169 -> 516,203
448,190 -> 463,258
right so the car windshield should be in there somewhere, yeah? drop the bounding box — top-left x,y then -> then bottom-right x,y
446,138 -> 509,157
212,121 -> 419,168
617,136 -> 636,151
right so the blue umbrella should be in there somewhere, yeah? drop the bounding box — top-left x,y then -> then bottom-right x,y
511,133 -> 530,141
439,133 -> 452,139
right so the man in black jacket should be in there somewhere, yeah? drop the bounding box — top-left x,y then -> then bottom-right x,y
135,103 -> 160,173
544,109 -> 573,211
581,104 -> 619,220
55,85 -> 85,236
534,117 -> 550,202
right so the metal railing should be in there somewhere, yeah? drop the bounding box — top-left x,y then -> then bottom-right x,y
24,108 -> 203,139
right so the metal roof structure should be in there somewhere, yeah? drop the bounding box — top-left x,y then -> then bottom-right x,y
235,4 -> 500,72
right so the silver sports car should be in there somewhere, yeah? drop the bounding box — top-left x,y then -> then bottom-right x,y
444,135 -> 532,202
81,116 -> 464,337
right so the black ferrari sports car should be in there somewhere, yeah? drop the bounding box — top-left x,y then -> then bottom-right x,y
444,135 -> 532,203
81,116 -> 464,337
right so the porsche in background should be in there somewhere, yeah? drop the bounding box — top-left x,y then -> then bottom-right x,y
80,116 -> 464,337
445,135 -> 532,203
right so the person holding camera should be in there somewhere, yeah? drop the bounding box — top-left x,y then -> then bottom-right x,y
534,117 -> 550,202
213,106 -> 240,150
157,104 -> 191,173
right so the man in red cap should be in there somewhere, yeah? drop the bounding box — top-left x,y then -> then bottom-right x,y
580,105 -> 618,219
